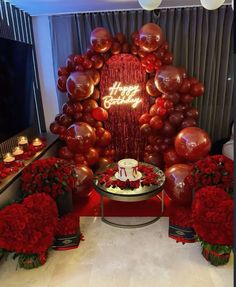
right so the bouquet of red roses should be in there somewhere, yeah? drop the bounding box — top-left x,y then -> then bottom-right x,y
192,186 -> 233,266
21,157 -> 78,199
0,193 -> 58,268
186,155 -> 233,195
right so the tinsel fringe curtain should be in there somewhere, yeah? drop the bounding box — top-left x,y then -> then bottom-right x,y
49,6 -> 233,143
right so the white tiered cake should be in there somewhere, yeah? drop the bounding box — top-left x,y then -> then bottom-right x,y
115,158 -> 142,181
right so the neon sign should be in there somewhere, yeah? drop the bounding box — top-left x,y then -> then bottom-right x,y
102,81 -> 142,109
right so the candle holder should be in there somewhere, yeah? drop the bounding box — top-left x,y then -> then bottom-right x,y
17,136 -> 29,151
32,138 -> 43,148
3,152 -> 16,168
12,146 -> 24,160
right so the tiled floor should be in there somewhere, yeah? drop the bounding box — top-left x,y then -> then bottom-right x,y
0,217 -> 233,287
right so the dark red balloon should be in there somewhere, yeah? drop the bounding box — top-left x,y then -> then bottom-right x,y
190,82 -> 204,97
58,67 -> 70,77
90,88 -> 100,101
74,164 -> 93,197
163,149 -> 184,168
180,94 -> 194,104
140,124 -> 152,136
114,32 -> 126,44
155,65 -> 183,94
150,116 -> 163,130
82,99 -> 98,113
59,114 -> 73,127
162,93 -> 180,105
62,103 -> 74,116
66,72 -> 94,101
165,164 -> 192,206
58,146 -> 74,160
169,111 -> 184,126
181,117 -> 197,129
81,112 -> 97,126
178,78 -> 191,94
85,147 -> 99,166
144,152 -> 164,169
146,78 -> 162,97
111,41 -> 122,55
57,76 -> 67,92
139,23 -> 164,52
50,121 -> 60,134
92,107 -> 108,121
66,54 -> 76,71
98,157 -> 113,169
185,107 -> 199,119
139,113 -> 152,125
162,52 -> 174,65
96,130 -> 112,147
85,68 -> 100,86
90,27 -> 112,53
91,55 -> 104,69
66,122 -> 96,153
175,127 -> 211,161
161,121 -> 175,137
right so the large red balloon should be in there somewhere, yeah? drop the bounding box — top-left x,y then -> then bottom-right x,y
90,27 -> 112,53
175,127 -> 211,161
66,122 -> 96,153
73,164 -> 93,197
139,23 -> 164,52
165,164 -> 192,206
146,78 -> 162,97
155,65 -> 183,94
66,72 -> 94,102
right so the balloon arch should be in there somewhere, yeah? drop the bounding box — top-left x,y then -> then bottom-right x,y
50,23 -> 211,196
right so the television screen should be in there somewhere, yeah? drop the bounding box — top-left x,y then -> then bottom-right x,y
0,37 -> 38,143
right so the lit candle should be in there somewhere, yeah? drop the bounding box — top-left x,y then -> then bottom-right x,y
18,136 -> 29,151
12,146 -> 24,159
3,152 -> 15,167
32,138 -> 43,147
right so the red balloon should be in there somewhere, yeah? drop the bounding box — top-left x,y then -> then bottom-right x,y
111,41 -> 121,55
57,76 -> 67,92
85,147 -> 99,166
122,43 -> 130,53
82,99 -> 98,113
81,112 -> 97,126
50,121 -> 60,134
175,127 -> 211,161
165,164 -> 192,206
131,44 -> 139,55
72,102 -> 83,113
162,52 -> 174,65
66,72 -> 94,101
185,107 -> 199,119
73,112 -> 83,121
62,103 -> 74,116
163,149 -> 184,168
155,65 -> 183,94
169,111 -> 184,126
144,152 -> 164,169
190,82 -> 204,97
83,58 -> 93,70
66,54 -> 76,71
161,121 -> 176,137
90,88 -> 100,101
150,116 -> 164,130
90,27 -> 112,53
156,106 -> 167,118
58,146 -> 74,160
58,67 -> 70,77
178,67 -> 187,79
98,157 -> 113,169
92,107 -> 108,122
162,93 -> 180,105
149,104 -> 159,116
91,55 -> 104,69
74,54 -> 84,65
74,164 -> 93,197
140,123 -> 152,136
174,103 -> 189,112
178,78 -> 191,94
55,113 -> 62,123
139,23 -> 164,52
114,32 -> 126,44
74,154 -> 86,164
139,113 -> 152,125
180,94 -> 194,104
131,31 -> 140,46
181,117 -> 197,129
66,122 -> 96,153
59,114 -> 73,127
84,69 -> 100,86
96,130 -> 112,147
146,78 -> 162,97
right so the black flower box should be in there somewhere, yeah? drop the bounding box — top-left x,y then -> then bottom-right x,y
53,232 -> 81,250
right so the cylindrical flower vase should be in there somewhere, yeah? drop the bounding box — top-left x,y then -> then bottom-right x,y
56,191 -> 73,217
202,247 -> 231,266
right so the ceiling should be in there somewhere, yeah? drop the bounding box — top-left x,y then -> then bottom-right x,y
6,0 -> 231,16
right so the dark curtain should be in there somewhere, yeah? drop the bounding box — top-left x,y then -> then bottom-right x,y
50,6 -> 233,143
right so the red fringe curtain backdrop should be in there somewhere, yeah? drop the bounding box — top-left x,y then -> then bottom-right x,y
49,6 -> 233,144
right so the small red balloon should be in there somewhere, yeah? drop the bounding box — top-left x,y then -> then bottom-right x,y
85,147 -> 99,166
82,99 -> 98,113
58,146 -> 74,160
139,113 -> 152,125
92,107 -> 108,121
190,82 -> 204,97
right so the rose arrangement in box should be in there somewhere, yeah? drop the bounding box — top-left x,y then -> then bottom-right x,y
21,157 -> 78,199
186,155 -> 233,196
0,193 -> 58,269
192,186 -> 233,266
